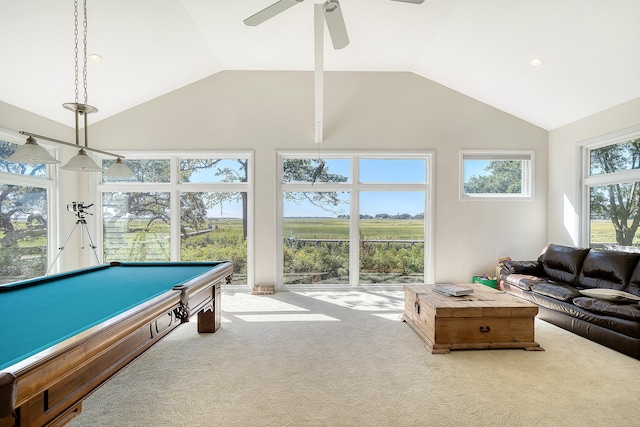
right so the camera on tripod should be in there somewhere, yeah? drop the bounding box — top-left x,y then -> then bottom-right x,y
67,202 -> 93,216
47,202 -> 98,274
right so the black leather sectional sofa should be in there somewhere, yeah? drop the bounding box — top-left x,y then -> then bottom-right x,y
499,244 -> 640,359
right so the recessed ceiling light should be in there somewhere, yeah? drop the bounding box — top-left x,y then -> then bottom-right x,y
88,53 -> 102,62
530,57 -> 543,67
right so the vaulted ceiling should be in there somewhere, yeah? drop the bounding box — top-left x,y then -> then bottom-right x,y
2,0 -> 639,131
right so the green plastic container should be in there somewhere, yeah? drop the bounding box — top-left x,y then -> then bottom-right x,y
472,275 -> 498,289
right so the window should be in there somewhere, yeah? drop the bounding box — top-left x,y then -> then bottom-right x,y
460,150 -> 534,200
99,153 -> 252,285
278,152 -> 433,287
582,128 -> 640,249
0,132 -> 57,284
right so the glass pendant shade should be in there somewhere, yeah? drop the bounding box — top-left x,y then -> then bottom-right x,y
6,137 -> 60,164
104,157 -> 135,177
62,148 -> 102,172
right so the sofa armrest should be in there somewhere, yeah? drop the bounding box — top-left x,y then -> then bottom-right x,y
501,260 -> 542,276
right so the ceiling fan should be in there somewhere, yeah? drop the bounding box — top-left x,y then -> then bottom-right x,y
244,0 -> 425,50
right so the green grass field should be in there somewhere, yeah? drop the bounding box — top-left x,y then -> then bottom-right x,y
590,220 -> 613,243
284,218 -> 424,240
590,219 -> 638,244
118,218 -> 633,244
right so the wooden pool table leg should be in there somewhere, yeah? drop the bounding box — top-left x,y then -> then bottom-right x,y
197,308 -> 217,333
197,282 -> 221,333
0,373 -> 16,420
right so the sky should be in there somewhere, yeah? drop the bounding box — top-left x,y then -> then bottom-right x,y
463,160 -> 491,181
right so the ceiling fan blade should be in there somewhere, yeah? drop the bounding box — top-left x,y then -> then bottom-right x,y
244,0 -> 304,26
389,0 -> 425,4
323,0 -> 349,50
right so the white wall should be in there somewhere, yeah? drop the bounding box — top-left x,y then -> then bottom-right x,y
548,97 -> 640,247
87,71 -> 548,285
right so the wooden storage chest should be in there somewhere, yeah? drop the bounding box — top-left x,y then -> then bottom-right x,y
403,284 -> 542,353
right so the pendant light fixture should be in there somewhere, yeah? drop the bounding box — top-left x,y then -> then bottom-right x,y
10,0 -> 134,177
6,136 -> 60,164
103,157 -> 135,177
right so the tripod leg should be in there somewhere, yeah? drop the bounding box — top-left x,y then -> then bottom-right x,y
46,221 -> 81,275
81,221 -> 102,265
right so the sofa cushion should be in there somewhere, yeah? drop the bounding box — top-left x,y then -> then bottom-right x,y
526,292 -> 640,339
625,262 -> 640,297
573,297 -> 640,321
578,250 -> 640,291
501,260 -> 541,275
530,282 -> 582,302
578,288 -> 640,303
541,244 -> 590,285
503,274 -> 543,291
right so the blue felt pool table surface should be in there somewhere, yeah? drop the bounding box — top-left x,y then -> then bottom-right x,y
0,262 -> 223,370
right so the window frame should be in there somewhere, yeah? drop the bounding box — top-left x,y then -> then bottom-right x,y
95,150 -> 254,287
276,150 -> 435,288
580,125 -> 640,248
459,149 -> 534,201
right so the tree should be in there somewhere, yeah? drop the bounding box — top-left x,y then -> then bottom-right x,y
198,159 -> 249,240
106,159 -> 222,232
283,159 -> 348,214
589,139 -> 640,245
104,158 -> 251,242
0,141 -> 48,279
464,160 -> 522,194
0,184 -> 47,247
102,159 -> 172,234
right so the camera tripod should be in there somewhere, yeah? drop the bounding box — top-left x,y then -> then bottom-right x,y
46,203 -> 101,275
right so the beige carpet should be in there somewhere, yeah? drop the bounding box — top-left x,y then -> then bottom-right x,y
68,286 -> 639,427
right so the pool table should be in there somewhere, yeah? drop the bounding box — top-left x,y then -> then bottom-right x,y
0,261 -> 233,427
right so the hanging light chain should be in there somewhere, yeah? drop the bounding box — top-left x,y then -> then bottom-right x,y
73,0 -> 79,104
71,0 -> 89,106
82,0 -> 88,105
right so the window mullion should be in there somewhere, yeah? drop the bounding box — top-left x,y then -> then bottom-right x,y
584,169 -> 640,187
170,155 -> 180,261
350,157 -> 360,287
